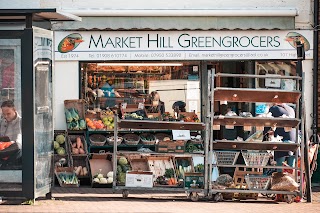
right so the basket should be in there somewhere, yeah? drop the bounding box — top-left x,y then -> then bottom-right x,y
245,175 -> 271,190
68,135 -> 88,156
89,134 -> 107,146
140,133 -> 156,145
154,133 -> 171,141
106,135 -> 123,146
123,134 -> 140,145
71,155 -> 91,178
241,151 -> 271,166
213,151 -> 240,165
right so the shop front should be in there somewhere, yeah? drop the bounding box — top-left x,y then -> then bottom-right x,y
54,30 -> 313,131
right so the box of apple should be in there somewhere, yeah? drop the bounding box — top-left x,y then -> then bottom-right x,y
101,116 -> 115,130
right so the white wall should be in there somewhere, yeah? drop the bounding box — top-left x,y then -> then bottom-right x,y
3,0 -> 313,29
54,61 -> 79,130
302,60 -> 314,137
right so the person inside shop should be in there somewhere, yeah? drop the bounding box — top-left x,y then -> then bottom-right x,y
172,101 -> 186,113
99,79 -> 122,108
146,91 -> 165,114
264,103 -> 296,167
0,100 -> 22,169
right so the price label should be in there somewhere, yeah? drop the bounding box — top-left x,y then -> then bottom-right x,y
121,102 -> 127,109
172,130 -> 191,140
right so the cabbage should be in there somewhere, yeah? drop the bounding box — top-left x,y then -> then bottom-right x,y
56,147 -> 66,156
118,173 -> 126,183
107,177 -> 113,183
107,171 -> 113,178
56,134 -> 65,144
93,178 -> 100,183
118,157 -> 128,165
54,141 -> 60,149
100,178 -> 108,183
97,173 -> 104,179
117,165 -> 122,173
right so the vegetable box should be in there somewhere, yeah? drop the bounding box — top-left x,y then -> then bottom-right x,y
184,172 -> 204,189
147,156 -> 176,182
156,140 -> 186,153
55,167 -> 80,187
89,153 -> 113,188
64,99 -> 87,131
125,171 -> 153,188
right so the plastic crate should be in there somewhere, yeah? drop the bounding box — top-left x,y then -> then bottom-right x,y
213,151 -> 240,165
245,175 -> 271,190
241,151 -> 271,166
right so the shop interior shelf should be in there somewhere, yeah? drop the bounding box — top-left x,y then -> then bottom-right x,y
118,120 -> 205,130
212,140 -> 300,152
89,144 -> 155,148
213,88 -> 301,104
213,116 -> 300,128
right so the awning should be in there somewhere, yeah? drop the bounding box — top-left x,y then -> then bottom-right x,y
0,9 -> 81,22
52,16 -> 294,31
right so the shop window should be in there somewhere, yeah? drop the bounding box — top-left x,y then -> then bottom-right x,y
80,62 -> 201,119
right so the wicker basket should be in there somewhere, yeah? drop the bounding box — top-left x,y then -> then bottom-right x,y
89,134 -> 107,146
245,175 -> 271,190
106,135 -> 123,146
123,133 -> 140,145
154,133 -> 171,141
241,151 -> 271,166
213,151 -> 240,165
140,133 -> 156,145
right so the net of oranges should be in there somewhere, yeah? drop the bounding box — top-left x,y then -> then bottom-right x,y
86,118 -> 105,130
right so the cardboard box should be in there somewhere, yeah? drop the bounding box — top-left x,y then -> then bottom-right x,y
184,172 -> 204,189
125,171 -> 153,188
89,153 -> 113,188
157,140 -> 186,153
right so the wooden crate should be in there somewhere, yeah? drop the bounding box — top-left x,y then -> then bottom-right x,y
68,134 -> 88,156
54,130 -> 69,156
129,158 -> 150,171
147,156 -> 175,182
174,156 -> 194,179
64,99 -> 87,121
89,153 -> 113,188
71,155 -> 91,179
233,167 -> 263,189
55,167 -> 80,187
157,140 -> 186,153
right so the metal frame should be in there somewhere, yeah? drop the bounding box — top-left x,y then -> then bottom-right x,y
208,69 -> 306,201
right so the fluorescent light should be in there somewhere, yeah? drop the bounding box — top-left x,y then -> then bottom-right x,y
97,62 -> 183,66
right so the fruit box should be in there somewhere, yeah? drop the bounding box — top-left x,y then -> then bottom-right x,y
125,171 -> 153,188
89,153 -> 113,188
184,172 -> 204,189
156,140 -> 186,153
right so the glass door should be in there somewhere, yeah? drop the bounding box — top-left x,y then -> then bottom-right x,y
33,27 -> 54,197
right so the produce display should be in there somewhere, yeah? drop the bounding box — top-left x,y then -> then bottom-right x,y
65,108 -> 86,130
74,166 -> 89,177
93,169 -> 114,184
106,135 -> 123,145
54,134 -> 66,156
71,137 -> 86,155
101,110 -> 115,129
86,118 -> 105,130
57,172 -> 79,185
117,156 -> 131,184
124,113 -> 143,120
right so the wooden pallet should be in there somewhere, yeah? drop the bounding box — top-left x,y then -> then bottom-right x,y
233,166 -> 263,189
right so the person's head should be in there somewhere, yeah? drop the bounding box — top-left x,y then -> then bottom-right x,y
150,91 -> 160,107
1,100 -> 17,122
172,101 -> 186,112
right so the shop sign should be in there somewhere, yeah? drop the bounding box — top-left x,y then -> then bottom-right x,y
54,30 -> 313,61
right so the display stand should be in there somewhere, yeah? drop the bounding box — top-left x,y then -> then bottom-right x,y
208,70 -> 305,203
112,116 -> 207,201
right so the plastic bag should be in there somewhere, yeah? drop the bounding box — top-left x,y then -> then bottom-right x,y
216,174 -> 234,187
270,172 -> 299,191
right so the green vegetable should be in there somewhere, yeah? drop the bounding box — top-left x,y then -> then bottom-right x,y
56,147 -> 66,156
118,157 -> 128,165
54,141 -> 60,149
56,134 -> 65,144
79,119 -> 86,130
117,172 -> 126,183
117,165 -> 123,173
121,164 -> 131,173
65,109 -> 73,122
70,108 -> 80,121
164,168 -> 175,178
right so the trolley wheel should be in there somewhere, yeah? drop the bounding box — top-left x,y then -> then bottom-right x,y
122,190 -> 129,198
190,192 -> 199,202
284,195 -> 294,204
266,194 -> 276,199
213,193 -> 223,202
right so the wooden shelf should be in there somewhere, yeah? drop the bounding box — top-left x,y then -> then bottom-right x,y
210,189 -> 298,195
212,164 -> 299,170
213,140 -> 299,152
213,116 -> 300,128
214,88 -> 301,103
118,120 -> 205,130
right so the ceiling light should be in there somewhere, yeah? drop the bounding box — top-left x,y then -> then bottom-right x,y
97,62 -> 183,66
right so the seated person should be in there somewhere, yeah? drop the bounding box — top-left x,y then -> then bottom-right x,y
0,100 -> 22,169
146,91 -> 165,114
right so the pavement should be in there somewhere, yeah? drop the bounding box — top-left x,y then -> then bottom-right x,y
1,186 -> 320,213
